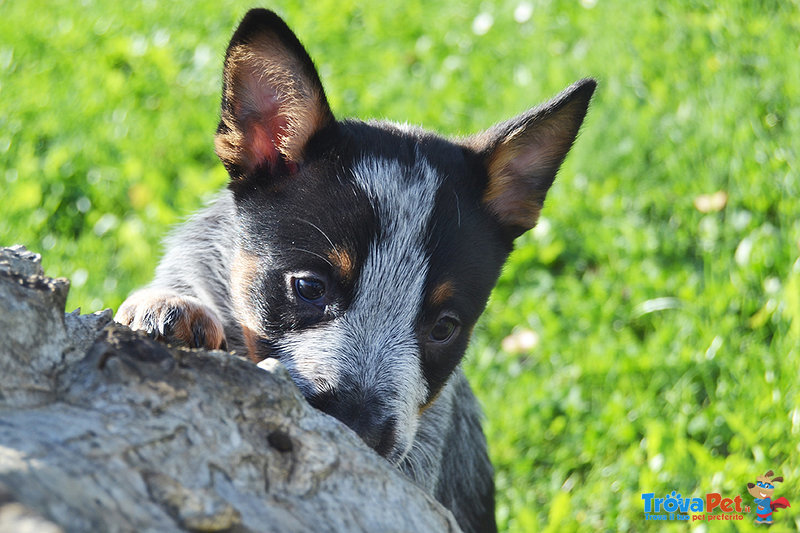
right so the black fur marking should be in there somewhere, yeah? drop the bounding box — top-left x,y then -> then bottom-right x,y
230,126 -> 378,342
419,154 -> 511,402
231,117 -> 517,406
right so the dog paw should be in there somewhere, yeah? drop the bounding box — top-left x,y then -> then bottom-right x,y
115,289 -> 227,350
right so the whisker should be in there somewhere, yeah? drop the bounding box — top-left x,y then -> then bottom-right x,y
295,218 -> 336,249
294,247 -> 335,268
452,189 -> 462,228
293,217 -> 344,263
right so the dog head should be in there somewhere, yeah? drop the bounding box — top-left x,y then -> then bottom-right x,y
217,9 -> 595,463
748,470 -> 784,499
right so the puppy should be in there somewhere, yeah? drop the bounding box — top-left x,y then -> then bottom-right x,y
116,9 -> 595,532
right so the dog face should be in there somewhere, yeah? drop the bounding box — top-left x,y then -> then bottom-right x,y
228,125 -> 512,460
748,471 -> 783,500
217,9 -> 594,463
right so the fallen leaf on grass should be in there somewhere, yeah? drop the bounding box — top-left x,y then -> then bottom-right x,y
693,191 -> 728,213
501,328 -> 540,354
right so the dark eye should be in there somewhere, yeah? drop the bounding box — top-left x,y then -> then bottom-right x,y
429,315 -> 460,343
293,277 -> 326,305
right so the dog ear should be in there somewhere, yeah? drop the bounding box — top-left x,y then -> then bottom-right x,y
467,79 -> 596,238
772,476 -> 783,483
215,9 -> 334,179
765,470 -> 775,478
747,483 -> 755,488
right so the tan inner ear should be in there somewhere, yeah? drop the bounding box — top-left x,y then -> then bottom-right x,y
216,34 -> 330,174
481,98 -> 587,230
482,127 -> 553,230
482,167 -> 547,230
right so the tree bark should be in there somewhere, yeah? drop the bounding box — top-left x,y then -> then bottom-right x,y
0,246 -> 460,533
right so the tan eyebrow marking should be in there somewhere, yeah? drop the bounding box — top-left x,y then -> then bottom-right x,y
429,280 -> 455,306
328,247 -> 355,281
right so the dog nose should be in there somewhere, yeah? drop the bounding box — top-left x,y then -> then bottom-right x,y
350,412 -> 397,456
307,391 -> 397,457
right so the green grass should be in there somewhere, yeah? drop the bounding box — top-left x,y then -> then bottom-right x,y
2,0 -> 799,531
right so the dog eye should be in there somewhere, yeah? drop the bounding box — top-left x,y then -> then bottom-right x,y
429,314 -> 460,343
293,277 -> 326,305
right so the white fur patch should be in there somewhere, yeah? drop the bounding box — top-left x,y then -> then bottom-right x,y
275,153 -> 441,461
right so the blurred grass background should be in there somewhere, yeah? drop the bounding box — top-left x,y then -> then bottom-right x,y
2,0 -> 799,531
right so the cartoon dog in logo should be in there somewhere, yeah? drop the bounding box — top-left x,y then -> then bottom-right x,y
747,470 -> 790,524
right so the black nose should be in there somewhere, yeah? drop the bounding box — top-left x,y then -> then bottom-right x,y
307,391 -> 397,457
349,412 -> 397,456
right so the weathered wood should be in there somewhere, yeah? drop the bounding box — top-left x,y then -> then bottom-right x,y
0,246 -> 460,533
